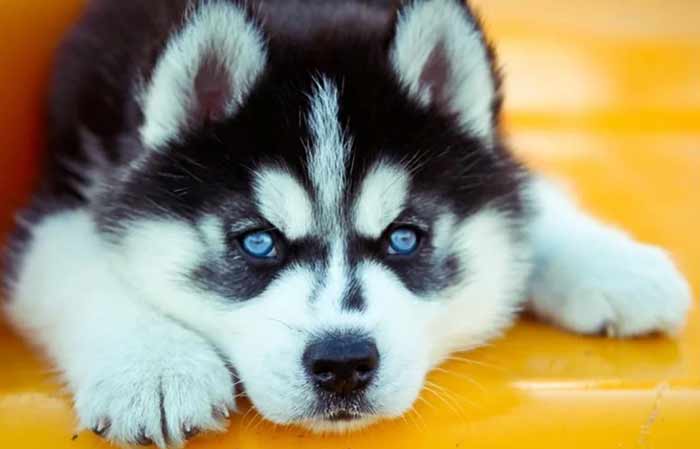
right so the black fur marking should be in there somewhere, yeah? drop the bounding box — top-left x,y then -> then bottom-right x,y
158,382 -> 169,446
341,274 -> 366,311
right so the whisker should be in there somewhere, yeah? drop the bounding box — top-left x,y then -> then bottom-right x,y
405,405 -> 427,432
174,152 -> 207,170
445,355 -> 504,372
399,413 -> 410,429
250,410 -> 266,432
265,317 -> 308,335
459,150 -> 485,175
415,394 -> 438,412
241,405 -> 259,431
172,160 -> 204,183
423,382 -> 464,417
431,367 -> 488,394
426,379 -> 482,410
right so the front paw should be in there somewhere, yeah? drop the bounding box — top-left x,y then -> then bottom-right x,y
74,338 -> 236,447
531,238 -> 692,337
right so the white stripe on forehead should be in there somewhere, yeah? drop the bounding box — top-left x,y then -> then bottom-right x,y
306,77 -> 350,234
354,161 -> 411,238
253,168 -> 313,239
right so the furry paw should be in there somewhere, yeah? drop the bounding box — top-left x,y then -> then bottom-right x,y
73,334 -> 236,447
529,236 -> 692,337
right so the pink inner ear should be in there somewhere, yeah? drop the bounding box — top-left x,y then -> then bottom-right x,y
418,41 -> 451,108
192,52 -> 234,124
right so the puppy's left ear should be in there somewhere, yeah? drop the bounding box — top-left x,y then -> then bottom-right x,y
139,2 -> 267,149
390,0 -> 500,143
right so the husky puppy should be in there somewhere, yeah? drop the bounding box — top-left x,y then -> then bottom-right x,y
2,0 -> 691,446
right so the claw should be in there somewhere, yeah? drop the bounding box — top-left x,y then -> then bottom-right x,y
213,405 -> 231,420
92,418 -> 111,437
183,425 -> 200,440
604,321 -> 618,338
135,429 -> 153,446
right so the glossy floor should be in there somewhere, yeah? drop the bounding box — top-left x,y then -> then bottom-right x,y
1,1 -> 698,448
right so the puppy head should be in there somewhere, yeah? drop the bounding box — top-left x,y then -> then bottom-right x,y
96,0 -> 530,431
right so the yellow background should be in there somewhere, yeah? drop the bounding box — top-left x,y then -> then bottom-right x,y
1,1 -> 699,448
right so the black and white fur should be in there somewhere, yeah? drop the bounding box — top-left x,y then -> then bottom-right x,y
2,0 -> 691,446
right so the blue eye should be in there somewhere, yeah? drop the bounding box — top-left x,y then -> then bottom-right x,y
241,231 -> 277,258
388,227 -> 419,255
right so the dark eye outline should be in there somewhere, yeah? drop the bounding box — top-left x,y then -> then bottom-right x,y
385,226 -> 422,256
237,229 -> 284,262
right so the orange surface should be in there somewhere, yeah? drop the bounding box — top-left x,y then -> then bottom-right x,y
1,1 -> 699,448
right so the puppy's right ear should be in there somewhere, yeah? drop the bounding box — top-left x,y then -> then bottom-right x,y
140,2 -> 267,149
389,0 -> 499,144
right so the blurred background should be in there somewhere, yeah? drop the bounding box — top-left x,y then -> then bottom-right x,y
0,1 -> 698,448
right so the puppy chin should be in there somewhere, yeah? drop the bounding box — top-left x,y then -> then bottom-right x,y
298,415 -> 381,434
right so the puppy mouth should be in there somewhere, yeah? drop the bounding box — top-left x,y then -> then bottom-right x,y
295,400 -> 380,433
299,411 -> 379,433
326,410 -> 364,422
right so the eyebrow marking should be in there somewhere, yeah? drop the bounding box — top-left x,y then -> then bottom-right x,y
253,168 -> 314,239
353,161 -> 411,238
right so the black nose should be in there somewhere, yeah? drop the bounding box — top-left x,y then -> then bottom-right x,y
303,335 -> 379,396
